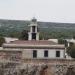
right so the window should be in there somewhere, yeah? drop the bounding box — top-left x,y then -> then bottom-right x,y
32,33 -> 36,40
56,51 -> 60,57
32,26 -> 36,32
33,50 -> 37,58
44,50 -> 48,57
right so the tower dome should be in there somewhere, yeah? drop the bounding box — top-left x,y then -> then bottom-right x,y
31,17 -> 37,22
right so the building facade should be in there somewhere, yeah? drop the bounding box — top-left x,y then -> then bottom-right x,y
0,18 -> 66,62
3,40 -> 65,60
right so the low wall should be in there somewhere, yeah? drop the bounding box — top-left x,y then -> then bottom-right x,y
22,58 -> 75,64
0,59 -> 75,75
22,59 -> 75,75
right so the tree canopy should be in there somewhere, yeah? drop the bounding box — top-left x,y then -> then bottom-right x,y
19,30 -> 28,40
0,36 -> 5,47
67,43 -> 75,58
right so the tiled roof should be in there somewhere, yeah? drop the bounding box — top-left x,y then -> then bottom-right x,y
3,40 -> 65,49
8,40 -> 58,45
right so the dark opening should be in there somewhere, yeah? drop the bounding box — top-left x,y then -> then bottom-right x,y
33,50 -> 37,58
32,26 -> 36,32
44,50 -> 48,57
56,51 -> 60,57
32,33 -> 36,40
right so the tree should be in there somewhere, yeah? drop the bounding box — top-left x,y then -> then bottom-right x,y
0,36 -> 5,47
9,32 -> 20,38
73,35 -> 75,39
58,39 -> 67,47
66,44 -> 75,58
19,30 -> 28,40
58,39 -> 64,44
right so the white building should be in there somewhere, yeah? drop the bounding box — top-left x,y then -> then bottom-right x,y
48,39 -> 58,43
0,18 -> 66,61
4,37 -> 19,43
66,38 -> 75,47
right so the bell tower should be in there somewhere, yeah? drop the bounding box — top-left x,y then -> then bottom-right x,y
28,18 -> 39,40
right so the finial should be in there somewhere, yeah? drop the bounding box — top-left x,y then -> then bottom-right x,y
31,17 -> 37,22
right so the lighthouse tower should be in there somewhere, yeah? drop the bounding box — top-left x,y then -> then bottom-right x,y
28,18 -> 39,40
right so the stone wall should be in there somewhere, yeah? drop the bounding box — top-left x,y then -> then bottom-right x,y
0,59 -> 75,75
0,51 -> 22,61
22,59 -> 75,75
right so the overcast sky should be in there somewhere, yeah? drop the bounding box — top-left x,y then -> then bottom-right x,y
0,0 -> 75,23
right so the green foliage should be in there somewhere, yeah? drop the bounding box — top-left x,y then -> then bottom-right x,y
39,32 -> 49,40
73,35 -> 75,39
9,32 -> 20,38
58,39 -> 68,47
19,30 -> 28,40
67,44 -> 75,58
0,36 -> 5,47
0,19 -> 75,39
58,39 -> 66,44
58,39 -> 64,44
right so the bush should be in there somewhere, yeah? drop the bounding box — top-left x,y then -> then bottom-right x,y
67,44 -> 75,58
0,36 -> 5,47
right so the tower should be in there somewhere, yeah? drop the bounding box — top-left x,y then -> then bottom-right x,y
28,18 -> 39,40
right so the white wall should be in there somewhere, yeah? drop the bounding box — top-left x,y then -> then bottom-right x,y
48,39 -> 58,43
37,50 -> 44,58
4,37 -> 18,43
23,49 -> 65,59
37,49 -> 64,58
28,32 -> 32,40
48,50 -> 56,58
3,48 -> 65,59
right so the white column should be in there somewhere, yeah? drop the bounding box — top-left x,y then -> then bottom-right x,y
36,33 -> 39,40
28,32 -> 32,40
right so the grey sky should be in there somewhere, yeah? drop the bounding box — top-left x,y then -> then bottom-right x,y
0,0 -> 75,23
